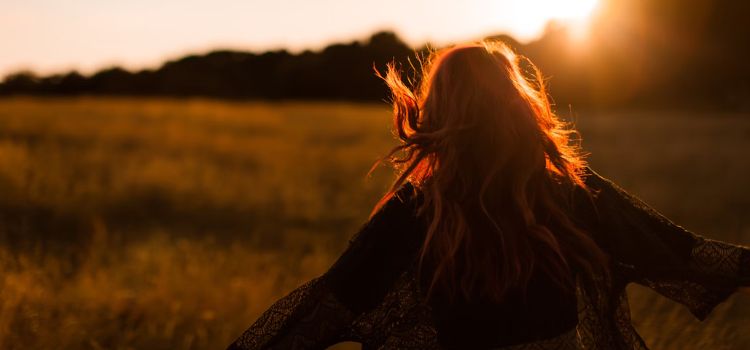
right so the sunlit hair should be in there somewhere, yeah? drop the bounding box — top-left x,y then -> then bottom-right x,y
373,41 -> 609,302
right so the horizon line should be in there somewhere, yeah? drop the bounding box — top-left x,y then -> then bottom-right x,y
1,27 -> 538,80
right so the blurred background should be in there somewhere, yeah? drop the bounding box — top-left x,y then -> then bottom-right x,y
1,0 -> 749,349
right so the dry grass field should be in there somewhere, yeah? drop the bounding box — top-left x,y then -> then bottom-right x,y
0,97 -> 748,349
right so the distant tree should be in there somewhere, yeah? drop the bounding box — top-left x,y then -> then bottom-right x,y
0,71 -> 39,94
57,71 -> 88,94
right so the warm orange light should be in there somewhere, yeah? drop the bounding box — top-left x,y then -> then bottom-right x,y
491,0 -> 601,42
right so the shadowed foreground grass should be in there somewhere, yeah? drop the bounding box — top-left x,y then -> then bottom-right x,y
0,232 -> 332,349
0,97 -> 748,349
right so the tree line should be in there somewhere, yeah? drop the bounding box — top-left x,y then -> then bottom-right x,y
2,0 -> 748,111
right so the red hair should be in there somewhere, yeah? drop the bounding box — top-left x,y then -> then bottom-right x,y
374,41 -> 609,302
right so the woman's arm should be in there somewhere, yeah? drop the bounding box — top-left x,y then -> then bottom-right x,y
227,183 -> 425,349
582,168 -> 750,320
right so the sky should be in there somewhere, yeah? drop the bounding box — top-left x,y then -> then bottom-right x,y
0,0 -> 599,77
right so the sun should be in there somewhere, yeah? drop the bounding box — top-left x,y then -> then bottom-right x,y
492,0 -> 601,41
543,0 -> 599,22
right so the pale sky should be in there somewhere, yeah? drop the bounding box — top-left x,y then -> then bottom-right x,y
0,0 -> 600,77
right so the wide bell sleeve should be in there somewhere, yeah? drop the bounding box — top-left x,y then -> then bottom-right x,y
226,183 -> 424,349
582,168 -> 750,321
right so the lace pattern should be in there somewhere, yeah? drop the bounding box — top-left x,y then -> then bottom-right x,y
350,266 -> 439,349
227,170 -> 750,349
228,267 -> 657,349
228,250 -> 748,350
628,238 -> 749,320
228,276 -> 356,349
691,238 -> 748,280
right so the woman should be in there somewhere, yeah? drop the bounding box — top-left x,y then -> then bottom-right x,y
227,41 -> 749,349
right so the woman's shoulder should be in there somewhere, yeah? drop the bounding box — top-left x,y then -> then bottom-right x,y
368,181 -> 423,224
577,167 -> 663,221
572,167 -> 634,216
389,180 -> 422,205
580,166 -> 618,194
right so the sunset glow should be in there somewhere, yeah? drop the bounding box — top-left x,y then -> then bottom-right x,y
493,0 -> 600,40
0,0 -> 602,77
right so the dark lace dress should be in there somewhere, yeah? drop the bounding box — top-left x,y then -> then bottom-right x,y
227,169 -> 750,349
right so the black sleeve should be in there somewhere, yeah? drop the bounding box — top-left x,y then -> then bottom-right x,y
226,183 -> 425,349
581,168 -> 750,320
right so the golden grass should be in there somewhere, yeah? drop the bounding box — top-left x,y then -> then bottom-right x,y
0,97 -> 748,349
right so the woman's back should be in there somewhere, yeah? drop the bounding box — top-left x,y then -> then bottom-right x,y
226,168 -> 750,349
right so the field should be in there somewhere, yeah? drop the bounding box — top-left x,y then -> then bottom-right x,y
0,97 -> 748,349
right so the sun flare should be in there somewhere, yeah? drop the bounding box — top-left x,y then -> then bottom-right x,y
492,0 -> 601,41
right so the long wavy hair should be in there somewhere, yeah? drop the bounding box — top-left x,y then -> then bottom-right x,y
373,41 -> 609,303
